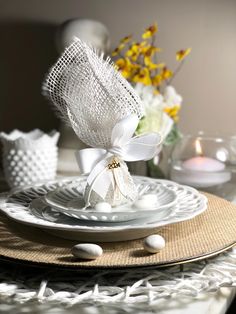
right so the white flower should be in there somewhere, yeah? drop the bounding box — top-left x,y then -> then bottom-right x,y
134,83 -> 163,114
137,107 -> 173,140
134,83 -> 173,140
163,86 -> 182,108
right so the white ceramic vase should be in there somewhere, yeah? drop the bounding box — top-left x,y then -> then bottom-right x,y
0,129 -> 60,188
56,19 -> 110,53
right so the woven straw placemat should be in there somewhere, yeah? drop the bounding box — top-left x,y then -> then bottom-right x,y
0,193 -> 235,268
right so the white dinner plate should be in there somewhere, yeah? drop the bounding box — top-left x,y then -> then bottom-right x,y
44,182 -> 178,222
0,176 -> 208,242
30,197 -> 176,226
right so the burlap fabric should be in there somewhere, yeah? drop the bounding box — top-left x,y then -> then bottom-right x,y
0,193 -> 235,268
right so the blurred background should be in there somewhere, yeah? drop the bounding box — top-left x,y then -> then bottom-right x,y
0,0 -> 236,170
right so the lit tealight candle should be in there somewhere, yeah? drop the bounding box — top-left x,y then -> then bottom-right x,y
172,139 -> 231,188
183,139 -> 225,172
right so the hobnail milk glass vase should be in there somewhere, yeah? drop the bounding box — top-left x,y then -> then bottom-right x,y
0,129 -> 60,189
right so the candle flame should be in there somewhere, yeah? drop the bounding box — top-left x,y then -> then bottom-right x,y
195,139 -> 203,156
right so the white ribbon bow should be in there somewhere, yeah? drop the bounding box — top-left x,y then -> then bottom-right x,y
75,114 -> 162,201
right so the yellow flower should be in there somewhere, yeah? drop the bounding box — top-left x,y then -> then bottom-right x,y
126,42 -> 146,61
164,105 -> 181,122
142,23 -> 158,39
152,74 -> 163,86
115,58 -> 133,78
146,60 -> 165,71
142,46 -> 161,68
141,45 -> 160,55
120,35 -> 132,44
155,62 -> 165,69
145,60 -> 159,70
176,48 -> 191,61
153,89 -> 160,95
111,43 -> 125,56
161,67 -> 173,80
126,45 -> 139,61
152,66 -> 172,86
132,68 -> 152,85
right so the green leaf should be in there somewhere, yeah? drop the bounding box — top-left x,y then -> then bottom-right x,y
147,160 -> 165,179
164,124 -> 182,146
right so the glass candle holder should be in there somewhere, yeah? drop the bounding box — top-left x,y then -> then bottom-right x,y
170,133 -> 236,200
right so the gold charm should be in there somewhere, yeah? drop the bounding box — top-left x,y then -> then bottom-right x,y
107,158 -> 121,170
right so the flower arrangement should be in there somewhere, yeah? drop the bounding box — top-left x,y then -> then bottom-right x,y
112,23 -> 191,146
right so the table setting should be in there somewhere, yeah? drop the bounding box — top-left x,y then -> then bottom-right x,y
0,22 -> 235,314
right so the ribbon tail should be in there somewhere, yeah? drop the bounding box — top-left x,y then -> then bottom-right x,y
111,114 -> 139,147
75,147 -> 107,174
113,161 -> 138,202
121,133 -> 163,161
86,158 -> 112,197
84,157 -> 114,206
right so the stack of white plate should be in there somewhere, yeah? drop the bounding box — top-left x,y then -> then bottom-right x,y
0,176 -> 207,242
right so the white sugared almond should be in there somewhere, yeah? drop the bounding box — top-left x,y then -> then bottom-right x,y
133,194 -> 157,210
143,235 -> 165,253
140,194 -> 157,203
94,202 -> 112,212
134,199 -> 150,209
71,243 -> 103,260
